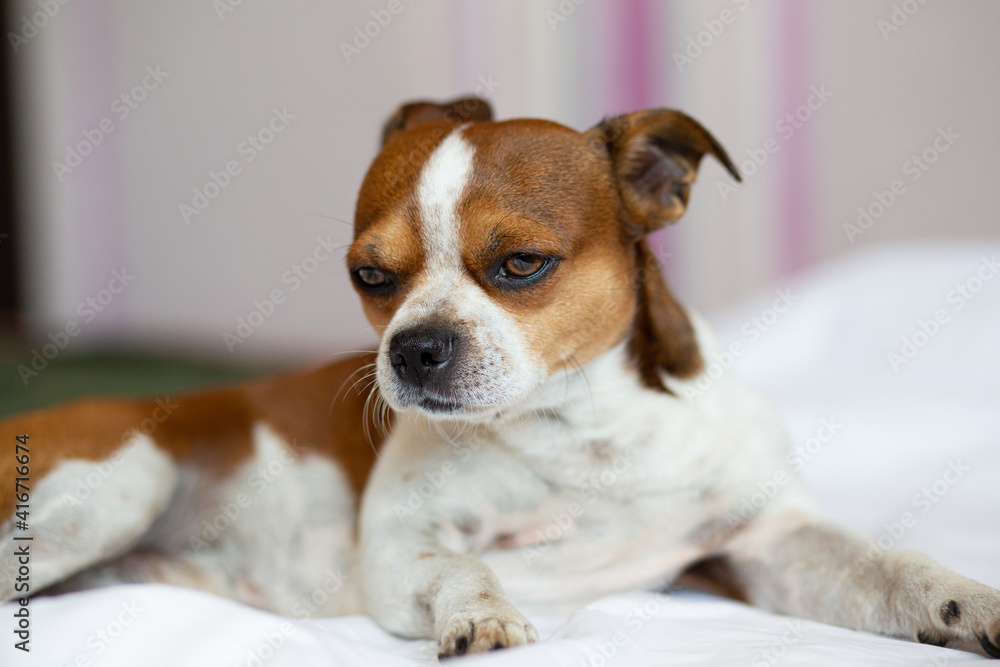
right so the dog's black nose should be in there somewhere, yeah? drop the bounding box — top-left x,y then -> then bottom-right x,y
389,326 -> 458,388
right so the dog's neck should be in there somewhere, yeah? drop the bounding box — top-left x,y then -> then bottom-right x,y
391,341 -> 677,480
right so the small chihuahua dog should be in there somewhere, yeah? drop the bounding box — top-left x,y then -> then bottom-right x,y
2,97 -> 998,660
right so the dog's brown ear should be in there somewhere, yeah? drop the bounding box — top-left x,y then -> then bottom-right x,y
590,109 -> 735,391
381,97 -> 493,146
590,109 -> 740,233
628,239 -> 703,391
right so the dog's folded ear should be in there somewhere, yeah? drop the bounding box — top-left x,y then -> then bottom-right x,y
590,109 -> 738,391
381,97 -> 493,146
590,109 -> 740,233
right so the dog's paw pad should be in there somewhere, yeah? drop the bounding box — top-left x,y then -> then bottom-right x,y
930,588 -> 1000,658
437,609 -> 538,658
940,599 -> 961,626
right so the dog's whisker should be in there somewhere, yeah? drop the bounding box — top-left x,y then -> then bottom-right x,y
362,381 -> 385,455
331,362 -> 378,412
343,368 -> 378,403
354,324 -> 386,337
303,211 -> 361,231
568,354 -> 596,424
372,391 -> 387,437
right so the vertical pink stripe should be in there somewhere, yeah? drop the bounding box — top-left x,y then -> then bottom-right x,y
608,0 -> 677,283
778,0 -> 811,274
69,0 -> 127,337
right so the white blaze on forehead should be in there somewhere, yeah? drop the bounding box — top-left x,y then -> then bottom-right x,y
376,124 -> 546,413
416,126 -> 475,270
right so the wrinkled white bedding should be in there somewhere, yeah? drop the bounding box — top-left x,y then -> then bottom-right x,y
5,240 -> 999,666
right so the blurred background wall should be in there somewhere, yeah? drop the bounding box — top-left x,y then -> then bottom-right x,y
3,0 -> 998,366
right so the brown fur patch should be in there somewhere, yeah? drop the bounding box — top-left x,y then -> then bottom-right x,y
243,353 -> 387,498
456,120 -> 638,373
672,555 -> 749,604
627,239 -> 703,391
381,97 -> 492,146
1,398 -> 174,524
0,353 -> 386,524
593,109 -> 740,232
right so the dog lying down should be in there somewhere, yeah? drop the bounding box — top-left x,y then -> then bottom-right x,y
1,97 -> 998,659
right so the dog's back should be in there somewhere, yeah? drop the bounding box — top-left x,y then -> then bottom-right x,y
0,353 -> 380,614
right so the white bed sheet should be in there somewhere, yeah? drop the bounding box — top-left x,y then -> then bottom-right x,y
4,240 -> 999,666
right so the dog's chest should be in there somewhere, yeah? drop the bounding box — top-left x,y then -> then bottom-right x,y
446,372 -> 793,609
482,413 -> 735,545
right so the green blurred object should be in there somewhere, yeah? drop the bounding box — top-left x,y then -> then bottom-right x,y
0,353 -> 280,420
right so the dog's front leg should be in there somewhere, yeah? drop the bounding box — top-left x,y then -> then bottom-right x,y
726,511 -> 1000,657
361,533 -> 538,657
358,453 -> 539,657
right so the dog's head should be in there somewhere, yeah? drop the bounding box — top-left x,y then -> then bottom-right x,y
347,97 -> 739,419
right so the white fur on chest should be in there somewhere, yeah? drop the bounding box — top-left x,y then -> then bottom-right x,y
362,319 -> 815,613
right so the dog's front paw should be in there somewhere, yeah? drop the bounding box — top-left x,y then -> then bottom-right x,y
437,601 -> 539,658
918,586 -> 1000,658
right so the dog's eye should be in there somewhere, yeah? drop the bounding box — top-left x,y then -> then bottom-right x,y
351,266 -> 396,295
356,267 -> 387,286
502,253 -> 546,279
